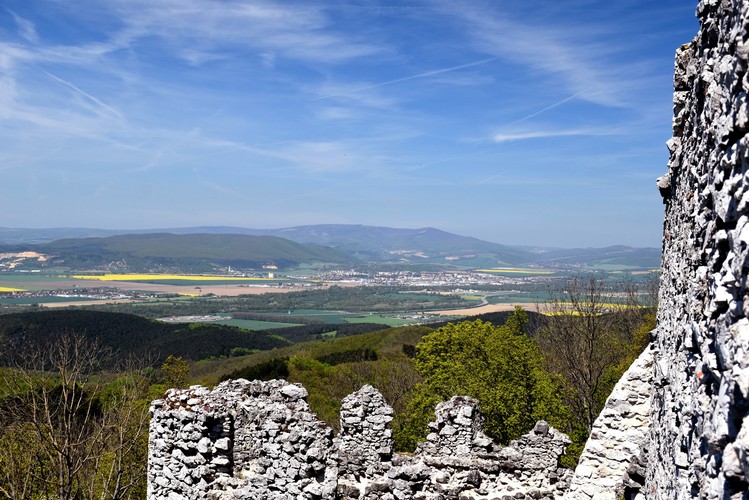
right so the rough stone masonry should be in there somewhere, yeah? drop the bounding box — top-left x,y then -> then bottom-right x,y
148,381 -> 572,499
565,346 -> 653,500
647,0 -> 749,497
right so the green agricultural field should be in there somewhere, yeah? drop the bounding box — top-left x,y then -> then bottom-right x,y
233,309 -> 358,324
282,309 -> 356,323
214,318 -> 305,330
343,314 -> 422,327
0,273 -> 67,283
0,273 -> 77,291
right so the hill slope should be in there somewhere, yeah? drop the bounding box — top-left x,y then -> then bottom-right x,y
0,310 -> 290,363
9,233 -> 352,271
256,224 -> 528,264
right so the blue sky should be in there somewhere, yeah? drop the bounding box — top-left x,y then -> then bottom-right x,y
0,0 -> 697,247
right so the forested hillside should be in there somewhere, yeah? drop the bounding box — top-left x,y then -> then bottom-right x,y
0,310 -> 289,362
1,232 -> 352,271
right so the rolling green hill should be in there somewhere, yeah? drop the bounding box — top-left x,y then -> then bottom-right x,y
28,233 -> 352,271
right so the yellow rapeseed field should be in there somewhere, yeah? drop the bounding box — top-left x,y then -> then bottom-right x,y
542,302 -> 647,316
70,274 -> 275,282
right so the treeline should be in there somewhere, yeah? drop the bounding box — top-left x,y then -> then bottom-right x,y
426,309 -> 546,330
222,348 -> 379,382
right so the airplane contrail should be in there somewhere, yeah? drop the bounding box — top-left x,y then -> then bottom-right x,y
44,71 -> 123,119
314,57 -> 496,100
500,91 -> 585,129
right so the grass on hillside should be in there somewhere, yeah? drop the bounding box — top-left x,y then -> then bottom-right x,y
190,325 -> 430,385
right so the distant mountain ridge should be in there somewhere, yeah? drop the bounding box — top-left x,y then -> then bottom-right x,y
0,225 -> 661,269
251,225 -> 529,265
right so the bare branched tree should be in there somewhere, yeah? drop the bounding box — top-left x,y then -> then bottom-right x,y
535,276 -> 648,432
0,332 -> 150,499
334,358 -> 423,414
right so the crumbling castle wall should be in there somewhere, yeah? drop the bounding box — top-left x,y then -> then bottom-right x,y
647,0 -> 749,497
148,381 -> 571,499
148,379 -> 338,499
338,393 -> 572,500
565,346 -> 653,500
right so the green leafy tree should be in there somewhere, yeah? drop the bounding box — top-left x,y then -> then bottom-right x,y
160,355 -> 189,388
397,308 -> 567,450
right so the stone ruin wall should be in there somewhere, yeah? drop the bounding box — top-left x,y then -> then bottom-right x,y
648,0 -> 749,497
565,346 -> 653,500
148,380 -> 573,499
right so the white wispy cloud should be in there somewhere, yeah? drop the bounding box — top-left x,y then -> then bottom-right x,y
124,148 -> 181,173
101,0 -> 384,65
0,42 -> 33,71
312,79 -> 400,108
492,128 -> 615,143
1,0 -> 386,81
437,2 -> 636,108
7,10 -> 39,43
178,134 -> 368,175
316,107 -> 359,121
